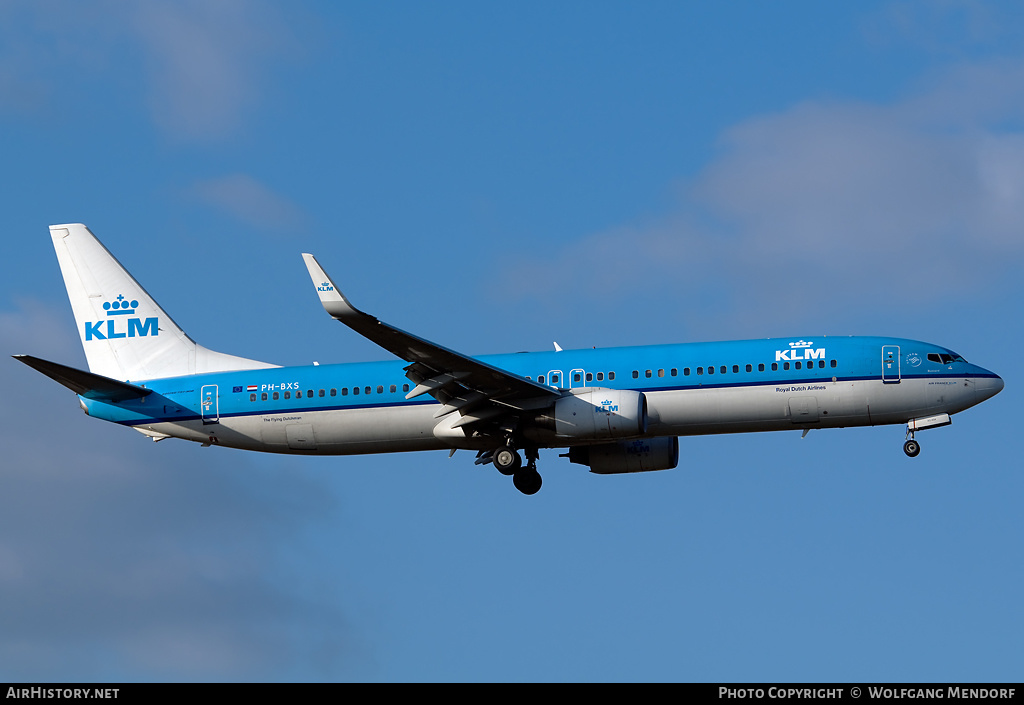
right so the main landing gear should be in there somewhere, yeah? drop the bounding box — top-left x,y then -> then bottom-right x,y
493,445 -> 542,495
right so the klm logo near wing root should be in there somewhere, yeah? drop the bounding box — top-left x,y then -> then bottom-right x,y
84,294 -> 158,341
775,340 -> 825,362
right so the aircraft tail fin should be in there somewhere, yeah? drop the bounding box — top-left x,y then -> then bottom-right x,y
49,224 -> 276,381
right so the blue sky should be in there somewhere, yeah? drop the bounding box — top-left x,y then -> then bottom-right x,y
1,1 -> 1021,682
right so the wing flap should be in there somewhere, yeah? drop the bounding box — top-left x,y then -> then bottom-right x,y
406,371 -> 471,400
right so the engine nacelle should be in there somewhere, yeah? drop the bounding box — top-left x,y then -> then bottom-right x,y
553,389 -> 647,441
567,437 -> 680,474
520,388 -> 648,445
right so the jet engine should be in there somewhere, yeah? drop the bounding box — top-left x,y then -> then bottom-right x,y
522,388 -> 648,444
566,437 -> 680,474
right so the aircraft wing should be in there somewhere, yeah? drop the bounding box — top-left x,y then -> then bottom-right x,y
302,254 -> 559,428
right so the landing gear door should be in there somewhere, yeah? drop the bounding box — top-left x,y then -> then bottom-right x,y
201,385 -> 219,424
882,345 -> 901,384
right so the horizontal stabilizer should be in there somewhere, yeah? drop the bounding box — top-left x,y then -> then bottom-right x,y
13,355 -> 153,402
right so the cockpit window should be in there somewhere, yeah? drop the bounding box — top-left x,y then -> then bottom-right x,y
928,353 -> 966,364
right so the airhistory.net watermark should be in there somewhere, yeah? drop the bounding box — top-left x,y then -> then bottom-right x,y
6,689 -> 118,699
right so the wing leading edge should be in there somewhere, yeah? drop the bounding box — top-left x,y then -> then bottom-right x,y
301,253 -> 559,434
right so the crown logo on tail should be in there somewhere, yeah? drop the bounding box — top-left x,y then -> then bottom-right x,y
103,294 -> 139,316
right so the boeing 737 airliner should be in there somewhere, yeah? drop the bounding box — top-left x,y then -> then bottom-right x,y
15,224 -> 1004,494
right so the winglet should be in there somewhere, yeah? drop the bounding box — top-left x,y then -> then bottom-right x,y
301,253 -> 365,321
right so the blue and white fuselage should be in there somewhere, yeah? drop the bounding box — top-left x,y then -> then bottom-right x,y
79,336 -> 1001,452
15,225 -> 1004,495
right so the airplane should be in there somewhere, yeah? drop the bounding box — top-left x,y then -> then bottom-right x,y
14,224 -> 1004,495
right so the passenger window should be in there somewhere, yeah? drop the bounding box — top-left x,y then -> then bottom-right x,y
262,393 -> 268,401
250,393 -> 256,402
353,387 -> 359,395
551,375 -> 559,385
758,364 -> 765,372
697,367 -> 703,376
307,389 -> 313,398
708,366 -> 714,375
645,370 -> 652,378
538,375 -> 545,384
342,388 -> 348,396
273,392 -> 279,400
390,384 -> 397,393
795,362 -> 801,370
377,385 -> 384,394
830,360 -> 837,368
597,372 -> 604,381
733,365 -> 739,373
670,368 -> 677,376
771,363 -> 778,371
574,372 -> 582,383
784,362 -> 790,370
746,364 -> 752,373
632,370 -> 639,379
365,386 -> 371,395
684,368 -> 690,376
284,391 -> 291,400
818,360 -> 825,368
608,372 -> 615,380
720,366 -> 726,374
403,384 -> 410,392
319,389 -> 325,397
296,390 -> 302,398
658,369 -> 665,378
330,388 -> 337,396
586,373 -> 593,382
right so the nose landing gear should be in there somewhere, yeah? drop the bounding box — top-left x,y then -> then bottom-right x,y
903,414 -> 952,458
904,426 -> 921,457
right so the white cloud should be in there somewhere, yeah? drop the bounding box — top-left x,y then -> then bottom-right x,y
130,1 -> 293,141
0,1 -> 296,140
188,173 -> 306,231
498,59 -> 1024,334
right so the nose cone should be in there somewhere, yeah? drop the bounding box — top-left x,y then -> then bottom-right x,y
976,373 -> 1004,403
